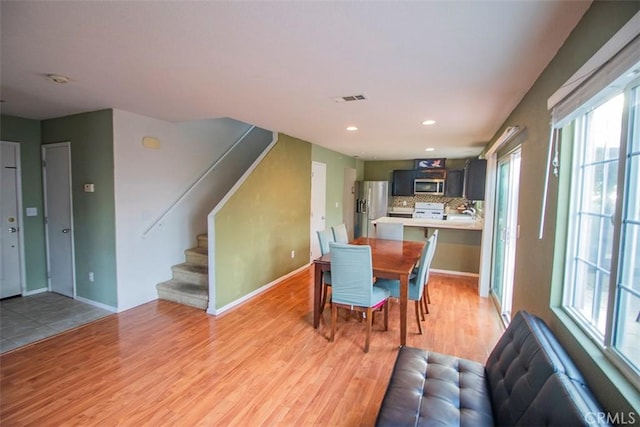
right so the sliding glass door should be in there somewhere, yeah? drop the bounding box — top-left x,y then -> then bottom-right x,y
490,148 -> 521,324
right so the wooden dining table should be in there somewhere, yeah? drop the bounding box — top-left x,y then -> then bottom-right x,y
312,237 -> 426,346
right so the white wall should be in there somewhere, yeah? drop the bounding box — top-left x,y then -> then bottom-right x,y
113,110 -> 251,311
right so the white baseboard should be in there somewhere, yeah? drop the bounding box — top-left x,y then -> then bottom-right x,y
75,295 -> 117,312
430,268 -> 479,278
211,264 -> 309,316
22,287 -> 48,296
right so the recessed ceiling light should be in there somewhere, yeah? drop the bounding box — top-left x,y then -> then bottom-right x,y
421,120 -> 436,126
425,148 -> 435,152
46,74 -> 70,84
346,126 -> 358,132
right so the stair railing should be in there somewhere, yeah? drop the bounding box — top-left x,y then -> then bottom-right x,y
141,125 -> 255,238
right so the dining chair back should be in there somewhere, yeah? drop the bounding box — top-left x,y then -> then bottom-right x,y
421,230 -> 439,314
328,242 -> 390,352
374,236 -> 433,334
317,229 -> 335,255
375,222 -> 404,240
332,224 -> 349,244
316,229 -> 335,313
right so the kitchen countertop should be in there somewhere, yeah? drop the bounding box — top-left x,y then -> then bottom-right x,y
373,215 -> 484,231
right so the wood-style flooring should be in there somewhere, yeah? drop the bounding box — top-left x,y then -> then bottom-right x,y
0,267 -> 504,426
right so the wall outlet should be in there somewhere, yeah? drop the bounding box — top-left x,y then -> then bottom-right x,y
290,250 -> 295,258
89,272 -> 94,282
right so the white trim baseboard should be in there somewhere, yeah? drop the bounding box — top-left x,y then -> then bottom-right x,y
211,264 -> 309,316
22,287 -> 48,296
75,295 -> 117,312
430,268 -> 479,278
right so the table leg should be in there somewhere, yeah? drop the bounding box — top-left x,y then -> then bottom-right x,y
400,273 -> 408,346
313,262 -> 323,328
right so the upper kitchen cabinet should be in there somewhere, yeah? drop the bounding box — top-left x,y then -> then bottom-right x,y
444,170 -> 464,197
392,170 -> 415,196
464,159 -> 487,200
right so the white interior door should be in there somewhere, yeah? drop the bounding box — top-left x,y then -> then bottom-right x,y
310,161 -> 327,261
1,141 -> 23,298
43,143 -> 75,298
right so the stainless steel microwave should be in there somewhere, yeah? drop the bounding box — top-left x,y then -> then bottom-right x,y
414,178 -> 445,195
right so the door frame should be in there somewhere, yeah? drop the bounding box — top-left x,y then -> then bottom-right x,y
310,161 -> 327,262
489,147 -> 521,324
1,140 -> 26,296
42,142 -> 77,297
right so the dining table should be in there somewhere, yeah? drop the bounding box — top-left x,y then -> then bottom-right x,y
312,236 -> 426,346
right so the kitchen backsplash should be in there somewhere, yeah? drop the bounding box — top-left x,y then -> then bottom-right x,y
391,195 -> 484,216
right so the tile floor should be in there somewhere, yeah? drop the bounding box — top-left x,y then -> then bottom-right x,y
0,292 -> 113,353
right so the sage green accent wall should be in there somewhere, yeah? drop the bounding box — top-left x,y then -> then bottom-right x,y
484,1 -> 640,414
1,115 -> 47,292
311,144 -> 358,228
41,110 -> 117,308
364,160 -> 413,181
215,134 -> 311,308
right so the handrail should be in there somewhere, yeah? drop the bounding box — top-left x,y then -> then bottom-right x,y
141,125 -> 255,238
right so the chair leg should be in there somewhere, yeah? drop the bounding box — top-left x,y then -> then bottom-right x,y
414,301 -> 423,335
365,307 -> 373,353
320,283 -> 328,314
422,287 -> 430,314
383,301 -> 389,331
330,304 -> 337,342
419,296 -> 426,320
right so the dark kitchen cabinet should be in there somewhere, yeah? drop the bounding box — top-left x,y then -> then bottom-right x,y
444,170 -> 464,197
392,170 -> 415,196
464,159 -> 487,200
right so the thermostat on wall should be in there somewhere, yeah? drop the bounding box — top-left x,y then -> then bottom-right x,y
84,183 -> 95,193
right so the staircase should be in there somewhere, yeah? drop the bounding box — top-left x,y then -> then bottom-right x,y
156,234 -> 209,310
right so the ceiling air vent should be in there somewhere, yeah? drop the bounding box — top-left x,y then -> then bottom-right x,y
332,94 -> 367,103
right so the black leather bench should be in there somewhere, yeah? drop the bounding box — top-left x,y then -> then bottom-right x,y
376,311 -> 609,426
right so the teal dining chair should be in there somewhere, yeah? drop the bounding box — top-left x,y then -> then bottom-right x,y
375,222 -> 404,240
331,224 -> 349,244
316,229 -> 335,313
376,234 -> 434,334
328,242 -> 390,353
421,230 -> 438,316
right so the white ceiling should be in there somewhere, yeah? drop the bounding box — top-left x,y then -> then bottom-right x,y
0,1 -> 590,160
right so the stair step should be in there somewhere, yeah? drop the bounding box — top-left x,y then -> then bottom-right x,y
185,247 -> 208,266
197,234 -> 208,249
156,279 -> 208,310
172,263 -> 208,286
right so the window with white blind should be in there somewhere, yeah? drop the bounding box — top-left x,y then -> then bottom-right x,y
548,19 -> 640,386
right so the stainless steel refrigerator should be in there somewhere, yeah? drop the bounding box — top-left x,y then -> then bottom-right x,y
355,181 -> 389,238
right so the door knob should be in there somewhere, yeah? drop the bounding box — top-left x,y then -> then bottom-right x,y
62,228 -> 71,233
8,227 -> 17,233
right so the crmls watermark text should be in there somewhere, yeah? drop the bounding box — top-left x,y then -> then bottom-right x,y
585,411 -> 637,425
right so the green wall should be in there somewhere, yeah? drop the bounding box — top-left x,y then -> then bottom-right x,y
1,115 -> 48,292
214,134 -> 311,308
364,160 -> 413,181
484,0 -> 640,415
311,144 -> 358,228
41,110 -> 117,308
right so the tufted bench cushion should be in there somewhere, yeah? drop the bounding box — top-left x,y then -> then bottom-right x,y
376,347 -> 494,426
376,311 -> 609,427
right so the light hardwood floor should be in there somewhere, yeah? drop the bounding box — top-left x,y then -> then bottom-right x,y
0,267 -> 504,426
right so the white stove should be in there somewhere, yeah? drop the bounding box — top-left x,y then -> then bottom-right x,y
413,202 -> 445,220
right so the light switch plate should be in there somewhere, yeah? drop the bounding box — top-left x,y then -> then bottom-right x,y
84,183 -> 95,192
26,207 -> 38,216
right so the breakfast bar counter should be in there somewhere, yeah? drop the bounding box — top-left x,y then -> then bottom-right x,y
372,215 -> 484,231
